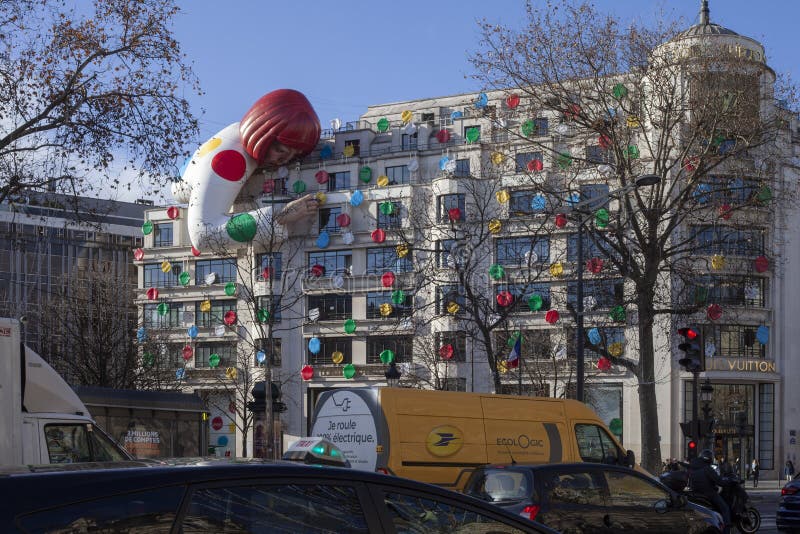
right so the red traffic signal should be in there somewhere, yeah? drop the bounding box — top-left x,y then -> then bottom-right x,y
687,439 -> 698,460
677,327 -> 698,340
688,440 -> 697,450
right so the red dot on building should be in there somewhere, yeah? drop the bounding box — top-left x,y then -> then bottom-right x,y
211,150 -> 247,181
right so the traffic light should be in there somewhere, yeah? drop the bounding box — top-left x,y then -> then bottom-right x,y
687,440 -> 698,460
677,326 -> 705,372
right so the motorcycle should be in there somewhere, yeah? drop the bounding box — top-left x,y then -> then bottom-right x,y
660,468 -> 761,534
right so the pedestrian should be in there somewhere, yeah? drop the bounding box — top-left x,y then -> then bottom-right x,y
751,458 -> 759,487
786,459 -> 796,482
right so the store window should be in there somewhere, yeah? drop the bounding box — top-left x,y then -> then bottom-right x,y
758,384 -> 774,470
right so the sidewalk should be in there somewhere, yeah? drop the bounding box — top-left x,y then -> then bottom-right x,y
741,476 -> 785,498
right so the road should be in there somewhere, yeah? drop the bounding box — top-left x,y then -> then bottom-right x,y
747,484 -> 782,533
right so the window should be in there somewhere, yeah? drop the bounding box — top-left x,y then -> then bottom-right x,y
495,283 -> 551,314
195,300 -> 236,328
19,486 -> 182,533
443,378 -> 467,391
195,258 -> 237,285
580,183 -> 610,210
437,239 -> 464,268
574,423 -> 622,463
143,303 -> 182,329
496,236 -> 549,265
401,132 -> 418,150
437,194 -> 466,222
759,383 -> 774,470
256,252 -> 282,281
703,324 -> 766,358
194,343 -> 235,368
367,291 -> 412,319
257,294 -> 282,323
462,125 -> 480,143
532,117 -> 548,136
438,107 -> 454,127
382,491 -> 522,533
183,484 -> 368,533
689,275 -> 765,307
307,294 -> 352,321
437,331 -> 467,362
515,151 -> 543,172
454,158 -> 471,177
327,171 -> 351,192
582,327 -> 625,360
307,337 -> 352,366
255,337 -> 281,367
604,471 -> 669,507
144,262 -> 184,287
509,190 -> 551,216
567,279 -> 624,309
377,201 -> 402,229
543,470 -> 605,506
366,336 -> 412,364
153,223 -> 173,247
308,250 -> 352,276
421,112 -> 435,124
690,226 -> 765,256
366,246 -> 413,274
319,206 -> 343,234
586,145 -> 613,164
567,233 -> 617,262
344,140 -> 360,157
695,176 -> 761,204
385,165 -> 410,185
437,285 -> 466,315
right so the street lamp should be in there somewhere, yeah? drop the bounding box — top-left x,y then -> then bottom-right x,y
575,174 -> 661,403
385,362 -> 402,387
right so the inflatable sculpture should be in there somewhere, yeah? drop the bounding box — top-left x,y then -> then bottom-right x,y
173,89 -> 322,251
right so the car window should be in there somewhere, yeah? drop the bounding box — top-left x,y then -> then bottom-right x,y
382,491 -> 527,533
542,471 -> 606,506
88,424 -> 129,461
574,424 -> 619,463
471,469 -> 532,503
182,483 -> 369,533
17,486 -> 183,533
45,424 -> 93,463
604,470 -> 669,507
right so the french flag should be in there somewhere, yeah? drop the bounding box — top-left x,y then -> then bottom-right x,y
506,337 -> 521,369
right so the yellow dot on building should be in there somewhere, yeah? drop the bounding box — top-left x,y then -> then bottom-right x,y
549,262 -> 564,277
496,190 -> 510,203
343,144 -> 355,157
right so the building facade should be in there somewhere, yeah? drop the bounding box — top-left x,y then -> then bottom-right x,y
135,10 -> 799,474
0,192 -> 146,382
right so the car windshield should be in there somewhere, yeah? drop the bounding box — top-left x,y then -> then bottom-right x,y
471,469 -> 531,502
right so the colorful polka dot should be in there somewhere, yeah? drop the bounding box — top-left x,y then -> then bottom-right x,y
226,213 -> 257,242
211,150 -> 247,182
197,137 -> 222,157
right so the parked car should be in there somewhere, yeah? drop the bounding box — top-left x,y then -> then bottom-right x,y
0,460 -> 556,533
777,472 -> 800,532
463,463 -> 724,533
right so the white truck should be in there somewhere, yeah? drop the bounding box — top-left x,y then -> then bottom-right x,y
0,318 -> 132,465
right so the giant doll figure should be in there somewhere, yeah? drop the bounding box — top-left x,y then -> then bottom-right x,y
173,89 -> 321,251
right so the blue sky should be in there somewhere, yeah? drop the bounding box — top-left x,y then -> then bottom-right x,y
172,0 -> 799,144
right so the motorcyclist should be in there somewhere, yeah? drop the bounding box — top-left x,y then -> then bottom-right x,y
689,449 -> 731,533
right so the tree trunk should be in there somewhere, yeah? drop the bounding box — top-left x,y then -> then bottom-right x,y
637,302 -> 662,473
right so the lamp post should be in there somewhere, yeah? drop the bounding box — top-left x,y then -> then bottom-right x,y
385,362 -> 402,387
575,174 -> 660,402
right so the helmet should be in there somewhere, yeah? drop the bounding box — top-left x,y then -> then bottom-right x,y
700,449 -> 714,463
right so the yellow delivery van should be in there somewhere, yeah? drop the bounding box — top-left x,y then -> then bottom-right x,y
310,387 -> 636,490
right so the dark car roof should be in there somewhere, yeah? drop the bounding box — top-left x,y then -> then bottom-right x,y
0,461 -> 555,532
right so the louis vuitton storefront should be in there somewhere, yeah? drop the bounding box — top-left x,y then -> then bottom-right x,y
683,357 -> 778,477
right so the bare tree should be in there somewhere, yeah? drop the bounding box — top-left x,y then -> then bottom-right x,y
470,0 -> 797,470
0,0 -> 200,203
188,185 -> 314,458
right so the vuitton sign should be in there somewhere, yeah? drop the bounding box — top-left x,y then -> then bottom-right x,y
706,357 -> 776,373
